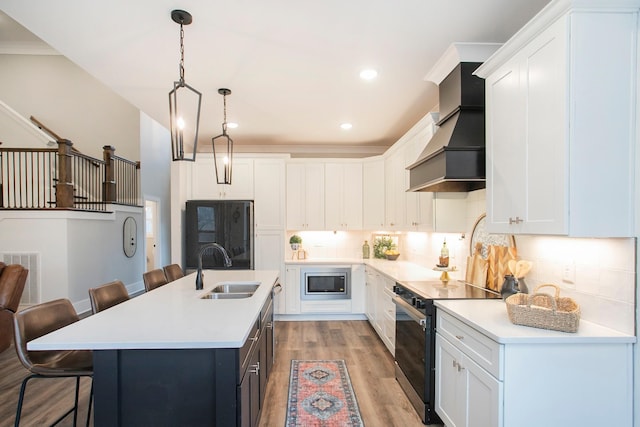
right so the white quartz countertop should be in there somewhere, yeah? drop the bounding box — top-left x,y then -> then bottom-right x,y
28,270 -> 280,351
435,299 -> 636,344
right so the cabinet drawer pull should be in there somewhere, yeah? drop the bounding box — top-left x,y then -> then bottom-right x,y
455,335 -> 464,340
266,322 -> 273,329
249,362 -> 260,375
250,331 -> 260,342
509,216 -> 523,224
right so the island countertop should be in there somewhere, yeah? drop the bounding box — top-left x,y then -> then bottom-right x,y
28,269 -> 279,351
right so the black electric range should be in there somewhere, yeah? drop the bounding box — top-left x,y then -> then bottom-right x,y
392,280 -> 500,424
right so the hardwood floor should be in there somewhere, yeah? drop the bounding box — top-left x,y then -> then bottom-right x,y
259,320 -> 426,427
0,342 -> 93,427
0,321 -> 425,426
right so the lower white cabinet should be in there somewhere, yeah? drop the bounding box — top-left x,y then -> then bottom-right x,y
435,307 -> 633,427
364,266 -> 395,355
436,333 -> 501,427
284,266 -> 300,314
283,264 -> 364,315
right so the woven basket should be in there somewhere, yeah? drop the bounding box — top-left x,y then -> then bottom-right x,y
505,284 -> 580,333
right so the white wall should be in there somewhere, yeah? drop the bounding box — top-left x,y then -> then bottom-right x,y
139,112 -> 172,269
0,206 -> 144,313
0,54 -> 140,159
288,188 -> 636,335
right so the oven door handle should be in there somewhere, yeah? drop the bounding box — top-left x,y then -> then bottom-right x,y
393,296 -> 427,329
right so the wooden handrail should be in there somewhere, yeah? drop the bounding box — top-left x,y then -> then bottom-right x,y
30,116 -> 62,141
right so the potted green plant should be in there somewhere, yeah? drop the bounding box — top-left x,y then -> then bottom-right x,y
289,234 -> 302,250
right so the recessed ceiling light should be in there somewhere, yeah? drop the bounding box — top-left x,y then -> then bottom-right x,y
359,69 -> 378,80
227,122 -> 238,129
340,123 -> 353,130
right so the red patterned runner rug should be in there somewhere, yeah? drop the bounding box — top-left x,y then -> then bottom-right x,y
286,360 -> 364,427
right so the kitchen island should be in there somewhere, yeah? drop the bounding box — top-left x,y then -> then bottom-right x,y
29,269 -> 280,427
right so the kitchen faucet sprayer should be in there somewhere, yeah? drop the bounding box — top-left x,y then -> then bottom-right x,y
195,243 -> 232,290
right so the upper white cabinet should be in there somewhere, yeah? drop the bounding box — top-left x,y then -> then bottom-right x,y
403,114 -> 468,233
476,1 -> 638,237
191,155 -> 254,200
325,162 -> 363,230
384,149 -> 405,230
404,124 -> 434,231
286,163 -> 325,230
362,159 -> 385,229
254,158 -> 285,229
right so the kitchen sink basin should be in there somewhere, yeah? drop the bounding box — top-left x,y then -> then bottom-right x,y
201,292 -> 254,300
211,282 -> 260,294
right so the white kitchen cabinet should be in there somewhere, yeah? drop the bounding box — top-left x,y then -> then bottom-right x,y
362,159 -> 385,229
253,158 -> 285,229
435,303 -> 633,427
324,162 -> 363,230
364,266 -> 377,324
255,230 -> 285,313
284,266 -> 300,314
476,2 -> 638,237
350,264 -> 366,314
384,149 -> 405,230
365,266 -> 395,355
436,332 -> 501,427
286,163 -> 325,230
404,122 -> 434,231
191,155 -> 254,200
401,114 -> 467,233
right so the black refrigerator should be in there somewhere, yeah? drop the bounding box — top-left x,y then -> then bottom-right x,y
185,200 -> 254,270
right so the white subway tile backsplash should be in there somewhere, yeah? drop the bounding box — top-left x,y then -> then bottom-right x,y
285,190 -> 636,334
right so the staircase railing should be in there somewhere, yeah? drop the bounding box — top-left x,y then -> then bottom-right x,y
0,140 -> 140,211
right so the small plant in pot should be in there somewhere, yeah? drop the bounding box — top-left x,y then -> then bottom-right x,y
289,235 -> 302,251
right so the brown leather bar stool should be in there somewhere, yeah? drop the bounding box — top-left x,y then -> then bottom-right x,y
143,268 -> 168,292
88,280 -> 130,314
13,298 -> 93,427
0,264 -> 28,353
163,264 -> 184,282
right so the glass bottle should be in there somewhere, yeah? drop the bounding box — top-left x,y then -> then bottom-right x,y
439,239 -> 449,267
362,240 -> 370,259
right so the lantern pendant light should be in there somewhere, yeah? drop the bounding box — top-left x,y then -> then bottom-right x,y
212,88 -> 234,184
168,9 -> 202,161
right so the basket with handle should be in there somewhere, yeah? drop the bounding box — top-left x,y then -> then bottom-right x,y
505,284 -> 580,333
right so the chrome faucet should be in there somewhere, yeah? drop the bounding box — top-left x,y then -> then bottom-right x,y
195,243 -> 232,290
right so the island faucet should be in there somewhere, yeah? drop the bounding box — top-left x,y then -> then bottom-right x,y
195,243 -> 232,290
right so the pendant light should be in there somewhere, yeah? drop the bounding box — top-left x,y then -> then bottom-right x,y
212,88 -> 234,184
168,9 -> 202,161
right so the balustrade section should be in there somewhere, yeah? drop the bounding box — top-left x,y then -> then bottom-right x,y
0,141 -> 140,211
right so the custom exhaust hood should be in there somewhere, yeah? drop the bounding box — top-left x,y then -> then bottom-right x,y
407,43 -> 500,192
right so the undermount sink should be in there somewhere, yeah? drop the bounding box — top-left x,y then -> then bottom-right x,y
211,282 -> 260,294
201,292 -> 254,300
200,281 -> 261,300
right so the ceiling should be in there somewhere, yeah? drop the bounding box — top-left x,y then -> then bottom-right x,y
0,0 -> 551,157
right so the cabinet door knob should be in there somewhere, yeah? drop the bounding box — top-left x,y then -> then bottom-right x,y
455,335 -> 464,340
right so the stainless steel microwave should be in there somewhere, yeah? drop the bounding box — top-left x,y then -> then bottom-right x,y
300,267 -> 351,300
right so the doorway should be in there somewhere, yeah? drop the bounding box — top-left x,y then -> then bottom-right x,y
145,199 -> 160,271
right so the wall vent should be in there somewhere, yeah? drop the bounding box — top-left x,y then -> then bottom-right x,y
2,253 -> 40,305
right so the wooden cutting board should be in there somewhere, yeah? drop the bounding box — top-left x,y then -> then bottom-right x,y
486,245 -> 517,291
471,255 -> 488,287
466,243 -> 487,287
